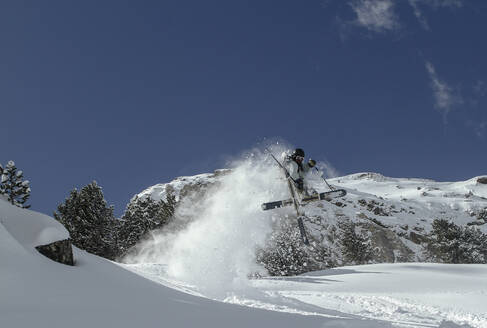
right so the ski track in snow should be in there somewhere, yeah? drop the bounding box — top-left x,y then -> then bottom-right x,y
278,292 -> 486,328
123,262 -> 487,328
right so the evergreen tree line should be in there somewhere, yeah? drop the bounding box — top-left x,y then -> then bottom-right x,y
53,181 -> 176,260
0,161 -> 31,208
425,218 -> 487,264
257,219 -> 374,276
258,216 -> 487,276
4,161 -> 486,271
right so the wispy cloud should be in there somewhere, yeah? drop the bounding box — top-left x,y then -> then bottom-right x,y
427,0 -> 463,8
467,120 -> 487,139
408,0 -> 463,30
349,0 -> 400,33
408,0 -> 430,30
425,61 -> 462,124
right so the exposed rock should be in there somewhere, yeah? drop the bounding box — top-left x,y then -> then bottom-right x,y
361,222 -> 413,262
358,199 -> 389,216
409,231 -> 428,245
36,239 -> 74,266
333,201 -> 345,207
477,177 -> 487,184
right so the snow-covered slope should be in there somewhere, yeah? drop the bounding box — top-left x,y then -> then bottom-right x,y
126,261 -> 487,328
333,172 -> 487,219
134,169 -> 487,264
0,198 -> 379,328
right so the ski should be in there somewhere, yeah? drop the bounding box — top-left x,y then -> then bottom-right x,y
261,189 -> 347,211
266,150 -> 310,245
297,216 -> 309,245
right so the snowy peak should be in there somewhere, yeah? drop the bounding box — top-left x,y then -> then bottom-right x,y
135,169 -> 231,203
332,172 -> 487,202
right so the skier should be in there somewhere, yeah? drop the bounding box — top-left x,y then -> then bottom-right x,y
282,148 -> 316,195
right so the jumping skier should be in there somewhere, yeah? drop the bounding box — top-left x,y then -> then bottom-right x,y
263,147 -> 347,245
282,148 -> 316,195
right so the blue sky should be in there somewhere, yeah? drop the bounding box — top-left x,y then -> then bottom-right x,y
1,0 -> 486,216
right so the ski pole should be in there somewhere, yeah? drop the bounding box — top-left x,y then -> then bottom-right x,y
264,148 -> 299,184
314,167 -> 335,191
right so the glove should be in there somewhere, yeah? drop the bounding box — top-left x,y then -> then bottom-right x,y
308,159 -> 316,168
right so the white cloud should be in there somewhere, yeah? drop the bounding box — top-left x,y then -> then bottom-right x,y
408,0 -> 463,30
425,61 -> 462,124
467,120 -> 487,139
350,0 -> 400,33
408,0 -> 430,30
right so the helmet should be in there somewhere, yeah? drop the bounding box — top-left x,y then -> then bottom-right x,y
292,148 -> 305,158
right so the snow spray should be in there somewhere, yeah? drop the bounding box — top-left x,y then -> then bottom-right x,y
126,145 -> 292,298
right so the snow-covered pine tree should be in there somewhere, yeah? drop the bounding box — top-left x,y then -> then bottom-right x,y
0,161 -> 31,208
338,220 -> 372,265
54,181 -> 118,259
460,226 -> 487,263
426,219 -> 487,264
256,220 -> 333,276
117,192 -> 176,257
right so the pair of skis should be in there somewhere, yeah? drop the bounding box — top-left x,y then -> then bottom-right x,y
262,151 -> 347,245
261,189 -> 347,211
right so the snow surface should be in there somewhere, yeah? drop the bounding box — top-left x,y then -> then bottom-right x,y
125,261 -> 487,328
0,199 -> 68,247
0,198 -> 385,328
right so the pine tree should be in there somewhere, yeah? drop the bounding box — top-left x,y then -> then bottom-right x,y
54,181 -> 118,259
256,220 -> 333,276
0,161 -> 31,208
426,219 -> 487,264
339,220 -> 372,265
117,192 -> 176,257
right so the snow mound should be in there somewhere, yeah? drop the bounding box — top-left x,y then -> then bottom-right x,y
0,199 -> 68,248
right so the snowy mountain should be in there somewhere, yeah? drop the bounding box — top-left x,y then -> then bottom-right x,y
130,167 -> 487,266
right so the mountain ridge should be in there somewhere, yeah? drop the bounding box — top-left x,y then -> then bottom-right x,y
127,169 -> 487,267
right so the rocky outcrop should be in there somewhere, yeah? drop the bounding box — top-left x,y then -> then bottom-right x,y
362,222 -> 414,262
36,239 -> 74,266
477,177 -> 487,184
